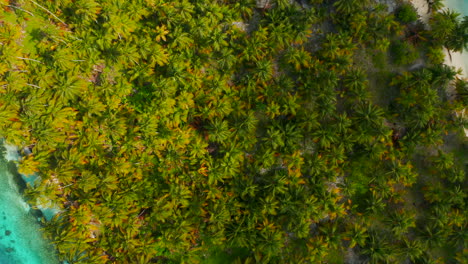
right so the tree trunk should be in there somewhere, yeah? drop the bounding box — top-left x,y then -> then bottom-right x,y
446,46 -> 453,62
427,2 -> 433,14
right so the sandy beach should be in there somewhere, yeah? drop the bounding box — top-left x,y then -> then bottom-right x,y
411,0 -> 468,77
444,50 -> 467,77
410,0 -> 431,24
410,0 -> 468,136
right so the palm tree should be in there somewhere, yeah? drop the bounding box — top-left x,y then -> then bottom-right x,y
72,0 -> 101,25
240,30 -> 268,62
446,19 -> 468,54
264,126 -> 285,150
316,90 -> 337,118
430,10 -> 467,61
353,102 -> 385,131
267,22 -> 290,50
386,210 -> 416,238
454,78 -> 468,105
333,0 -> 368,14
399,238 -> 425,263
312,125 -> 338,149
362,232 -> 395,264
345,223 -> 368,248
254,59 -> 274,83
333,113 -> 352,134
321,34 -> 341,60
431,150 -> 454,171
206,118 -> 232,144
205,28 -> 228,52
349,12 -> 367,40
429,64 -> 458,87
423,182 -> 445,203
365,192 -> 386,214
446,167 -> 465,183
447,185 -> 466,206
344,68 -> 367,96
53,74 -> 85,103
450,222 -> 468,248
318,222 -> 342,250
418,224 -> 448,248
284,47 -> 312,70
216,48 -> 237,70
386,160 -> 417,186
0,103 -> 19,127
18,155 -> 40,175
427,0 -> 445,14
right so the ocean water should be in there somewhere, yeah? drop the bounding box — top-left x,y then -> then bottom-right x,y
445,0 -> 468,15
0,144 -> 58,264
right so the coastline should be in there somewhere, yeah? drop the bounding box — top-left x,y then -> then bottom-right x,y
442,0 -> 468,78
4,143 -> 60,221
411,0 -> 468,136
0,142 -> 58,264
411,0 -> 467,77
440,0 -> 468,137
444,50 -> 467,77
0,0 -> 465,262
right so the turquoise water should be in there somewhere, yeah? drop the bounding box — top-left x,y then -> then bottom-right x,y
0,144 -> 58,264
445,0 -> 468,14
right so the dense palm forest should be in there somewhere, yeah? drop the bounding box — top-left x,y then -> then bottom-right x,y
0,0 -> 466,263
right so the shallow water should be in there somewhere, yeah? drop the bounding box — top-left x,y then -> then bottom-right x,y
445,0 -> 468,15
0,144 -> 58,264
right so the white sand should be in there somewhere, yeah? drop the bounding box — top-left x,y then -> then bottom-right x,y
410,0 -> 467,77
410,0 -> 430,24
444,50 -> 467,77
444,53 -> 468,137
410,0 -> 430,25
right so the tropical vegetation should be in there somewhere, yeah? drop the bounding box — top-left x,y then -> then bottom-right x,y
0,0 -> 466,263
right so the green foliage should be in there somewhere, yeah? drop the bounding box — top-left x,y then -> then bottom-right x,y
426,46 -> 445,65
0,0 -> 465,263
390,40 -> 419,65
395,3 -> 419,24
430,10 -> 460,43
455,78 -> 468,106
430,10 -> 468,53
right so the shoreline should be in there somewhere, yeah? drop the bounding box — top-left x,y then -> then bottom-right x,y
0,142 -> 58,264
444,50 -> 467,77
410,0 -> 468,136
4,143 -> 60,221
410,0 -> 467,78
441,0 -> 468,78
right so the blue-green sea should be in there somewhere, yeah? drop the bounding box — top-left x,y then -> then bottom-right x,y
445,0 -> 468,15
0,144 -> 58,264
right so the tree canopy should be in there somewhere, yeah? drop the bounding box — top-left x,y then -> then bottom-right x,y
0,0 -> 466,263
